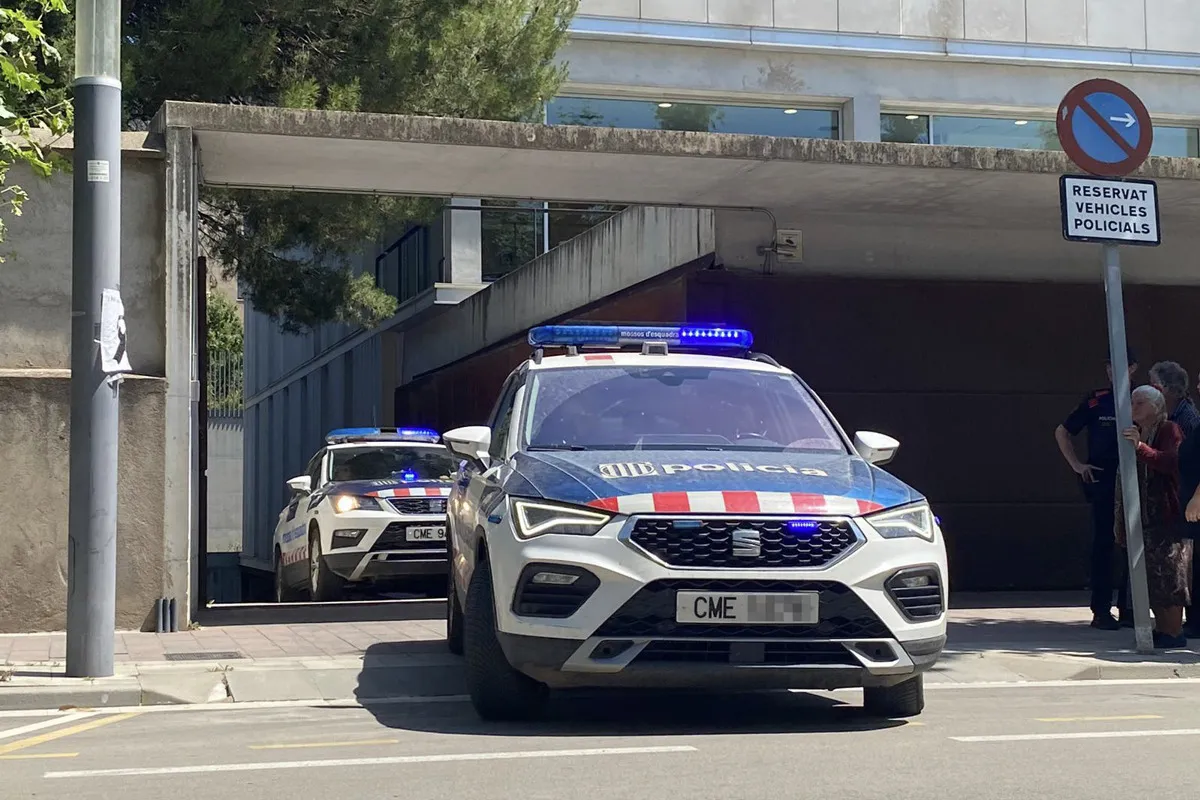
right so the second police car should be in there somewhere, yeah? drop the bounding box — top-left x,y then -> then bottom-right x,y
273,427 -> 458,601
443,324 -> 948,721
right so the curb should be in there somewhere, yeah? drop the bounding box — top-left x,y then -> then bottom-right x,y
0,661 -> 468,711
5,652 -> 1200,711
0,679 -> 145,711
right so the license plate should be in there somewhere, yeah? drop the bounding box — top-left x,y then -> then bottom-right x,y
405,526 -> 446,543
675,592 -> 819,625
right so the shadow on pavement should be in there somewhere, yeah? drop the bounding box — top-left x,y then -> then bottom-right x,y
943,615 -> 1200,664
353,644 -> 908,737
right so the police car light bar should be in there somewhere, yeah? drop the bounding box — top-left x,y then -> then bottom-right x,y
527,324 -> 753,350
324,427 -> 441,444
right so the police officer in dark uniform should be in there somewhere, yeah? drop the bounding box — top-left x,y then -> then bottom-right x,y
1055,348 -> 1138,630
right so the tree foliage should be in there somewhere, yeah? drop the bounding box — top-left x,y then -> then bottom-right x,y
206,287 -> 244,411
124,0 -> 579,332
0,0 -> 72,256
206,287 -> 243,355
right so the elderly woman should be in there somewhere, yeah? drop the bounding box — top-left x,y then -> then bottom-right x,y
1115,384 -> 1190,648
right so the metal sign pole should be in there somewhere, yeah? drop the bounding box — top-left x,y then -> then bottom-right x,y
1101,243 -> 1154,654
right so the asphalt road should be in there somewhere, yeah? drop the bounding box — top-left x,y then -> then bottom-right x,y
4,680 -> 1200,799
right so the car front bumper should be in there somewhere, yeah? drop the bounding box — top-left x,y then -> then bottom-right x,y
496,630 -> 945,690
324,514 -> 448,581
485,512 -> 948,689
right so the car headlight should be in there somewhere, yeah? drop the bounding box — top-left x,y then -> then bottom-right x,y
332,495 -> 382,514
863,502 -> 936,542
511,499 -> 612,540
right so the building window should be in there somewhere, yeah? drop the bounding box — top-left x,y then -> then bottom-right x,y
881,112 -> 1199,157
547,96 -> 840,139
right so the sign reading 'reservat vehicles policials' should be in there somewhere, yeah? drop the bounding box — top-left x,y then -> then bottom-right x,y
1056,77 -> 1161,248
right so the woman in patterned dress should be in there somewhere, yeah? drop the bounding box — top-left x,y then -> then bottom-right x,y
1115,385 -> 1190,649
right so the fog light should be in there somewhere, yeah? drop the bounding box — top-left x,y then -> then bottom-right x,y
331,529 -> 366,548
531,571 -> 580,586
897,574 -> 931,589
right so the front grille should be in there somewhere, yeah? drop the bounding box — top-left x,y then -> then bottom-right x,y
595,579 -> 889,640
388,497 -> 446,515
628,517 -> 859,569
885,568 -> 944,621
370,522 -> 445,552
512,564 -> 600,618
634,640 -> 859,666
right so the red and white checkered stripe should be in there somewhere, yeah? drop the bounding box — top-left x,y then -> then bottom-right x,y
365,487 -> 452,498
585,491 -> 883,516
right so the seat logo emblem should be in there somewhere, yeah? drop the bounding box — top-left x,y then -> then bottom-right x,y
731,528 -> 761,558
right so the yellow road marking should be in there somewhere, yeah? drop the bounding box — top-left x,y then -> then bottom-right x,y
1036,714 -> 1163,723
0,752 -> 78,761
0,712 -> 138,757
249,738 -> 400,751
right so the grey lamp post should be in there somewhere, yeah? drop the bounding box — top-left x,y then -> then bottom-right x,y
66,0 -> 123,678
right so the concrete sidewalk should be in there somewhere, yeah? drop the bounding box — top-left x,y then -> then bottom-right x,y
2,595 -> 1198,710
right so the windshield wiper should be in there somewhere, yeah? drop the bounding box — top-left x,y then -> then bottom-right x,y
527,444 -> 589,451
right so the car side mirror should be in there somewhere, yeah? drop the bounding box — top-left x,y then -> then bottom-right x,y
286,475 -> 312,495
443,425 -> 492,469
854,431 -> 900,466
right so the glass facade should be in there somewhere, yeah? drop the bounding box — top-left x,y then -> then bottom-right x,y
882,113 -> 1200,157
546,97 -> 840,139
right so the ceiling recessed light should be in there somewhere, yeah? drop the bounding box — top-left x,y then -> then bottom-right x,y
783,108 -> 798,114
1014,119 -> 1029,125
905,114 -> 920,120
658,102 -> 673,108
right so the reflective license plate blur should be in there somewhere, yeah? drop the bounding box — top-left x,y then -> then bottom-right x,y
675,592 -> 819,624
406,526 -> 446,542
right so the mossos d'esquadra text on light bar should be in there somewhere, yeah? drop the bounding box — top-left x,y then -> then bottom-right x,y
527,325 -> 754,349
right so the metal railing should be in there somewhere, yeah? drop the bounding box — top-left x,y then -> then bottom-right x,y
208,350 -> 244,418
375,225 -> 433,305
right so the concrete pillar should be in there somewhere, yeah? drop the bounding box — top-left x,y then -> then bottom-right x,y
841,94 -> 882,142
442,198 -> 482,285
160,126 -> 198,625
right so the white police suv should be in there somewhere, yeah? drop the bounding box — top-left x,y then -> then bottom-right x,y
273,427 -> 457,601
442,324 -> 948,721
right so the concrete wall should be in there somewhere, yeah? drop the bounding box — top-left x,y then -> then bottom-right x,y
579,0 -> 1198,52
401,205 -> 717,382
0,374 -> 167,633
206,418 -> 244,554
0,139 -> 169,633
0,147 -> 167,375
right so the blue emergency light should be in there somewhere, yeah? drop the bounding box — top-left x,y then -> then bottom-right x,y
527,324 -> 753,350
786,519 -> 822,536
325,427 -> 441,445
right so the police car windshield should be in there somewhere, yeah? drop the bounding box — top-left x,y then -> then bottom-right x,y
523,366 -> 847,453
329,446 -> 457,483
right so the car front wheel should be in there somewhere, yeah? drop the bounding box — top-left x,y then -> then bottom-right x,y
463,556 -> 547,720
863,674 -> 925,718
309,529 -> 346,602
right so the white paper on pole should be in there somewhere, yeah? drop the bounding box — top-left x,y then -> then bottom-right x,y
100,288 -> 132,375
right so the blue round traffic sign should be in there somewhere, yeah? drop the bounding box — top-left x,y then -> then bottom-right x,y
1057,79 -> 1153,177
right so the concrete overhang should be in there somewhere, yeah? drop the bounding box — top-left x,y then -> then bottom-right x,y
154,101 -> 1200,284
